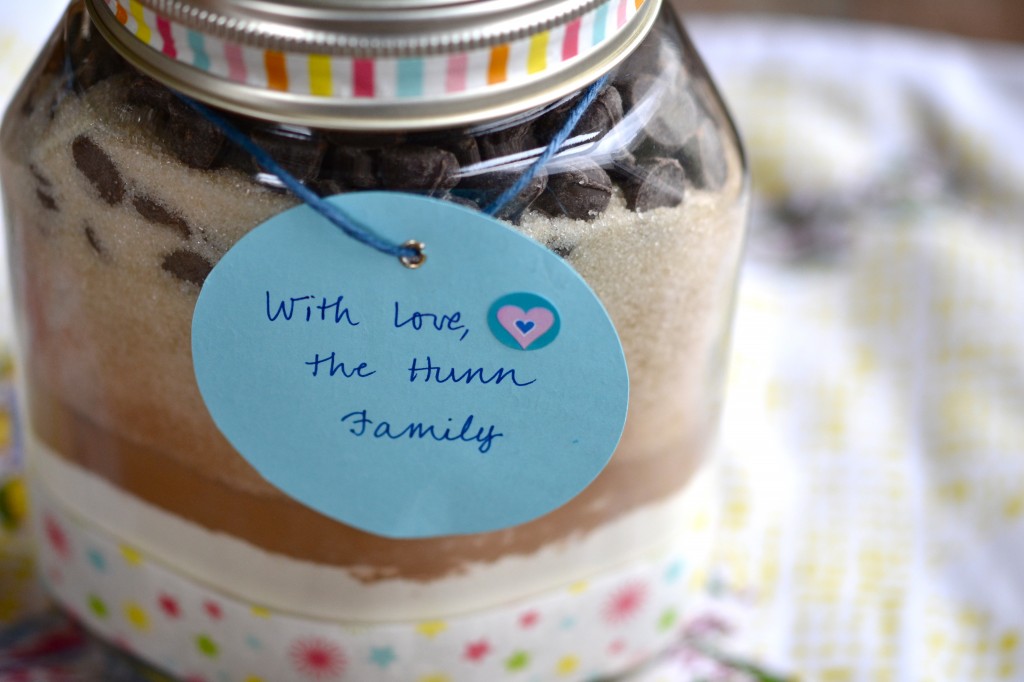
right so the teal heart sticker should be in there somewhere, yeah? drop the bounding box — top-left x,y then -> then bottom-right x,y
488,292 -> 561,351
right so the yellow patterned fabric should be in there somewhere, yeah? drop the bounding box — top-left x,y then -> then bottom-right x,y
691,17 -> 1024,681
0,354 -> 45,626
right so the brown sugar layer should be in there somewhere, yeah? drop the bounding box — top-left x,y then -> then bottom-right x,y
28,379 -> 707,582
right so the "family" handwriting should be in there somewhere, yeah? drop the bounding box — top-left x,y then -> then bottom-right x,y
340,409 -> 503,453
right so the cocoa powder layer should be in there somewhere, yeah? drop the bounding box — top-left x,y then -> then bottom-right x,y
27,377 -> 706,581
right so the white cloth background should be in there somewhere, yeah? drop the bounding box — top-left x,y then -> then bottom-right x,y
685,16 -> 1024,681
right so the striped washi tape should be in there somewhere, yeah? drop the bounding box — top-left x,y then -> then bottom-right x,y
99,0 -> 648,104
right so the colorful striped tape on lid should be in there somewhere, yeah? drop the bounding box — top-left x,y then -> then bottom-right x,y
86,0 -> 660,130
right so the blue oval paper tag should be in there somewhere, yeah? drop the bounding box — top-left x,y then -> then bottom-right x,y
192,193 -> 628,539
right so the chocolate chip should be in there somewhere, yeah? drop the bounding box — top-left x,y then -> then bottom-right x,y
84,224 -> 103,255
661,83 -> 700,143
622,74 -> 699,153
321,147 -> 377,190
678,121 -> 728,190
126,74 -> 174,117
132,195 -> 191,240
249,126 -> 328,182
534,162 -> 613,220
72,135 -> 125,205
577,86 -> 623,137
166,102 -> 225,169
377,146 -> 460,194
495,175 -> 548,223
442,137 -> 481,167
456,170 -> 548,222
622,157 -> 686,212
477,124 -> 537,161
535,86 -> 624,143
161,249 -> 213,287
36,189 -> 58,211
614,28 -> 674,84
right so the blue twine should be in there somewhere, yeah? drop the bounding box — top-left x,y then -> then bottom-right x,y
176,74 -> 610,261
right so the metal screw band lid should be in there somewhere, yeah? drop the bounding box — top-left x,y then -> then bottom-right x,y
86,0 -> 661,130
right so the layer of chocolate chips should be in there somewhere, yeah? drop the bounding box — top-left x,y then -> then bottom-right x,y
72,135 -> 125,205
63,23 -> 732,227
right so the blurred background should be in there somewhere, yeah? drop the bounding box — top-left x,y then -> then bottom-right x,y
676,0 -> 1024,42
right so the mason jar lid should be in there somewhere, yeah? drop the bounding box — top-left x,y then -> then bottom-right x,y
86,0 -> 661,130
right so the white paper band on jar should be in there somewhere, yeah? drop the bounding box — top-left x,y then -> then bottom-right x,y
96,0 -> 647,104
30,471 -> 751,682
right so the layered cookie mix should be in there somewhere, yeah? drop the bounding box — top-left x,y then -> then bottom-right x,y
1,6 -> 746,620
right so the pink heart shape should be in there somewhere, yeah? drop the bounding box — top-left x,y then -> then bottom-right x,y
496,306 -> 555,350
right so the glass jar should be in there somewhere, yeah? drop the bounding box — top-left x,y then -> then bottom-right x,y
1,0 -> 747,679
